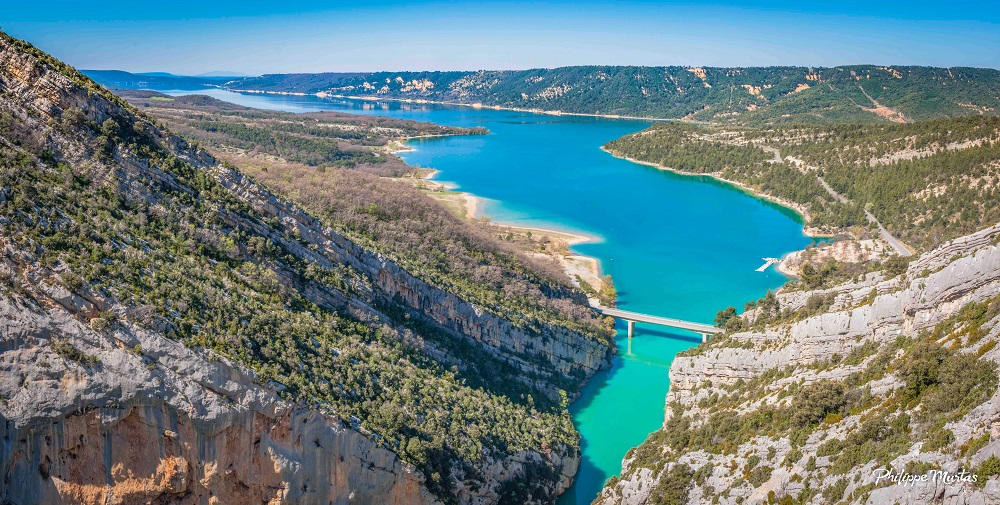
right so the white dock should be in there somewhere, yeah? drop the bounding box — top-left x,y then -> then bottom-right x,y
756,257 -> 780,272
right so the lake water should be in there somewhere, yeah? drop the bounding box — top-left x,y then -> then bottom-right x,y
162,89 -> 811,504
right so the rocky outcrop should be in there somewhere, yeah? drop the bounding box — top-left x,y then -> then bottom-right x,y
598,224 -> 1000,505
0,296 -> 438,505
0,32 -> 610,504
667,225 -> 1000,403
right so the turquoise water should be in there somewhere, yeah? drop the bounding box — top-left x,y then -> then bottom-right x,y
165,90 -> 811,504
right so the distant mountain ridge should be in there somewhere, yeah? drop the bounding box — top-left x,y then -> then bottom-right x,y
84,66 -> 1000,125
81,69 -> 226,90
217,65 -> 1000,124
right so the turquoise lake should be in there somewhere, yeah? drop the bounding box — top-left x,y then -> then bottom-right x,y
164,89 -> 811,504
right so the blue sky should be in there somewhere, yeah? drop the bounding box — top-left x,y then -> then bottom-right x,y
3,1 -> 998,74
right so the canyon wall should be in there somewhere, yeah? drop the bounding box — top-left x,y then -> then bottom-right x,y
599,224 -> 1000,505
0,32 -> 610,504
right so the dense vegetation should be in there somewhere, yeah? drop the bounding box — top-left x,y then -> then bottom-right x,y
0,112 -> 559,502
759,117 -> 1000,247
606,117 -> 1000,250
0,31 -> 609,503
121,90 -> 485,174
121,91 -> 610,346
604,123 -> 856,231
194,65 -> 1000,124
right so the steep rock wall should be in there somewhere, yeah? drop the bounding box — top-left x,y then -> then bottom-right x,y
213,166 -> 613,396
598,224 -> 1000,505
0,296 -> 438,505
0,33 -> 608,504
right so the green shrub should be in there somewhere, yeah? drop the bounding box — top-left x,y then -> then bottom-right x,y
790,380 -> 847,427
748,465 -> 773,487
650,464 -> 693,505
961,433 -> 991,457
822,477 -> 849,503
974,455 -> 1000,488
51,338 -> 100,367
922,426 -> 955,452
782,448 -> 803,467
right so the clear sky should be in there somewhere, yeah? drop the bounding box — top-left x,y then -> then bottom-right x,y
3,1 -> 998,75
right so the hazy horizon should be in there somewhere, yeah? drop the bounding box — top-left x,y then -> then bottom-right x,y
82,61 -> 1000,79
4,0 -> 999,75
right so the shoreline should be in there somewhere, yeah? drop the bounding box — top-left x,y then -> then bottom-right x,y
601,147 -> 845,282
388,132 -> 483,154
601,147 -> 836,240
407,169 -> 606,295
222,87 -> 673,122
223,86 -> 840,283
214,85 -> 824,241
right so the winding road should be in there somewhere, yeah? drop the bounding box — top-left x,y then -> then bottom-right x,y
773,153 -> 913,257
863,209 -> 912,256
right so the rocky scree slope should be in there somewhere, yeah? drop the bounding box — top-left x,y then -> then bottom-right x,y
598,224 -> 1000,505
0,33 -> 613,504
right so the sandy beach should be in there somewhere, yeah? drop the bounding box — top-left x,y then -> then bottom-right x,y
490,223 -> 605,295
398,169 -> 605,293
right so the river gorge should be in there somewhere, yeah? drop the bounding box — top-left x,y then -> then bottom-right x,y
156,89 -> 813,503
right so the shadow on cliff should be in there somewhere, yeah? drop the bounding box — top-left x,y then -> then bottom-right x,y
556,322 -> 705,503
557,444 -> 605,504
558,358 -> 617,505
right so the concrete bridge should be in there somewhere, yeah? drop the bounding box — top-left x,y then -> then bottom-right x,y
596,307 -> 722,343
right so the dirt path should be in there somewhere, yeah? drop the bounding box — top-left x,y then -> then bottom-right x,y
855,84 -> 908,124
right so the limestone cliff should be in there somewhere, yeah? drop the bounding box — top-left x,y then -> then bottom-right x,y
598,224 -> 1000,504
0,298 -> 439,504
0,32 -> 611,504
212,165 -> 612,394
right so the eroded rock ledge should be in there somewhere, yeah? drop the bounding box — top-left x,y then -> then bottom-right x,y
598,224 -> 1000,505
0,294 -> 440,504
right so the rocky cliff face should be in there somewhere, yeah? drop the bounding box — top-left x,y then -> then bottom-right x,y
598,224 -> 1000,505
0,33 -> 611,504
0,297 -> 439,504
213,165 -> 613,395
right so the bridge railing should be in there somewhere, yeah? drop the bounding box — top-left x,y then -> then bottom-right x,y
595,306 -> 721,343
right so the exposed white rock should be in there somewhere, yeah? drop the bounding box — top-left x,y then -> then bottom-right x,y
0,33 -> 607,504
599,224 -> 1000,505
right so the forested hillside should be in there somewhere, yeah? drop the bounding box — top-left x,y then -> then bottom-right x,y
605,116 -> 1000,251
117,90 -> 595,342
0,31 -> 614,504
208,65 -> 1000,124
121,90 -> 486,175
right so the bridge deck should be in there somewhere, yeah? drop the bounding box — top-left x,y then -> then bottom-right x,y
596,307 -> 721,334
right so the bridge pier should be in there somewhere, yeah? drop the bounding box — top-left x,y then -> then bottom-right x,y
627,320 -> 635,339
700,333 -> 709,343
